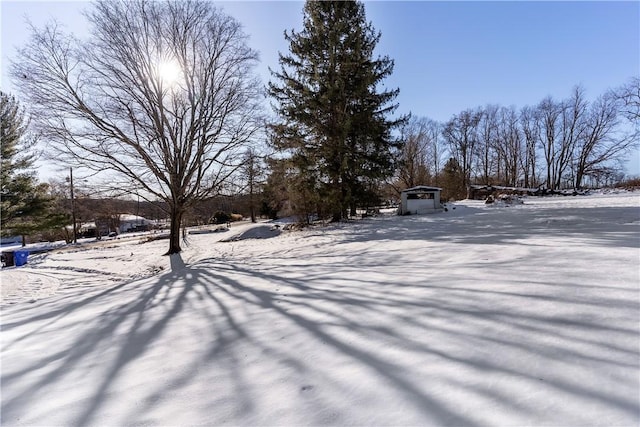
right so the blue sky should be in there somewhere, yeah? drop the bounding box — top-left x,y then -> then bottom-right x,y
1,1 -> 639,175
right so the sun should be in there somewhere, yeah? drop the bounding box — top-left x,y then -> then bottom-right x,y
157,59 -> 182,87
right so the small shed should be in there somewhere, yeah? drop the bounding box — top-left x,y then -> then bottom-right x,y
399,186 -> 443,215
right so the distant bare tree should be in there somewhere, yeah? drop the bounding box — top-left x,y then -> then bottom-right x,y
555,86 -> 588,189
615,77 -> 640,140
11,0 -> 263,254
536,97 -> 562,189
476,104 -> 499,185
495,106 -> 523,187
616,77 -> 640,123
533,89 -> 590,190
574,90 -> 635,188
426,119 -> 446,186
519,105 -> 540,188
396,116 -> 446,191
240,147 -> 265,223
397,116 -> 431,189
443,108 -> 481,195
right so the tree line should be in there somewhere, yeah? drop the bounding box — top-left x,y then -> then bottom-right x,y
396,80 -> 638,200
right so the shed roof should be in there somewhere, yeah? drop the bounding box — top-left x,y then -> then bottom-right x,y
401,186 -> 442,193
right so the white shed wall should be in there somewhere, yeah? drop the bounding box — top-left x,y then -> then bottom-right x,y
407,198 -> 436,213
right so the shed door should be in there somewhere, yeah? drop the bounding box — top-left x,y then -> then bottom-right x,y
407,198 -> 435,213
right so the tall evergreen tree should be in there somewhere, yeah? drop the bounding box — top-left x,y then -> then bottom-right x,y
1,91 -> 65,244
268,0 -> 405,222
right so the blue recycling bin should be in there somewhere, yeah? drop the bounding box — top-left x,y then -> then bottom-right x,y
14,250 -> 29,266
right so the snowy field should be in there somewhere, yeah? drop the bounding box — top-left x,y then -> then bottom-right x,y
1,192 -> 639,426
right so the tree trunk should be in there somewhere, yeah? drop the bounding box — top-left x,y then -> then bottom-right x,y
167,204 -> 184,255
575,167 -> 585,190
331,176 -> 342,222
249,192 -> 256,223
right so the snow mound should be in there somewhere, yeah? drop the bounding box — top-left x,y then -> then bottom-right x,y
221,224 -> 282,242
485,194 -> 525,207
188,226 -> 229,234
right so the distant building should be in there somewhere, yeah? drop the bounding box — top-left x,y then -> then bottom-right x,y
118,214 -> 154,233
398,186 -> 443,215
91,214 -> 154,236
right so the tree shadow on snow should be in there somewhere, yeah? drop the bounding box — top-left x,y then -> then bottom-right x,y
344,204 -> 640,249
1,212 -> 639,426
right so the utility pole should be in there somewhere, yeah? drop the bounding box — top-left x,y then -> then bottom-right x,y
136,190 -> 141,228
70,167 -> 77,244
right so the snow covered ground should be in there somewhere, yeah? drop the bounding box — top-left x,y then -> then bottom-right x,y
1,192 -> 639,426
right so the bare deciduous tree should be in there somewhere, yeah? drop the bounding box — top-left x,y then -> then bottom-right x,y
495,106 -> 523,187
240,147 -> 265,223
615,77 -> 640,142
616,76 -> 640,123
476,104 -> 499,185
574,90 -> 635,188
426,119 -> 446,187
397,116 -> 432,189
555,86 -> 588,189
395,116 -> 446,191
443,108 -> 481,195
11,0 -> 263,254
519,105 -> 540,188
536,96 -> 562,189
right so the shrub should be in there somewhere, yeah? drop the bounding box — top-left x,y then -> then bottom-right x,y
212,211 -> 230,224
615,176 -> 640,189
